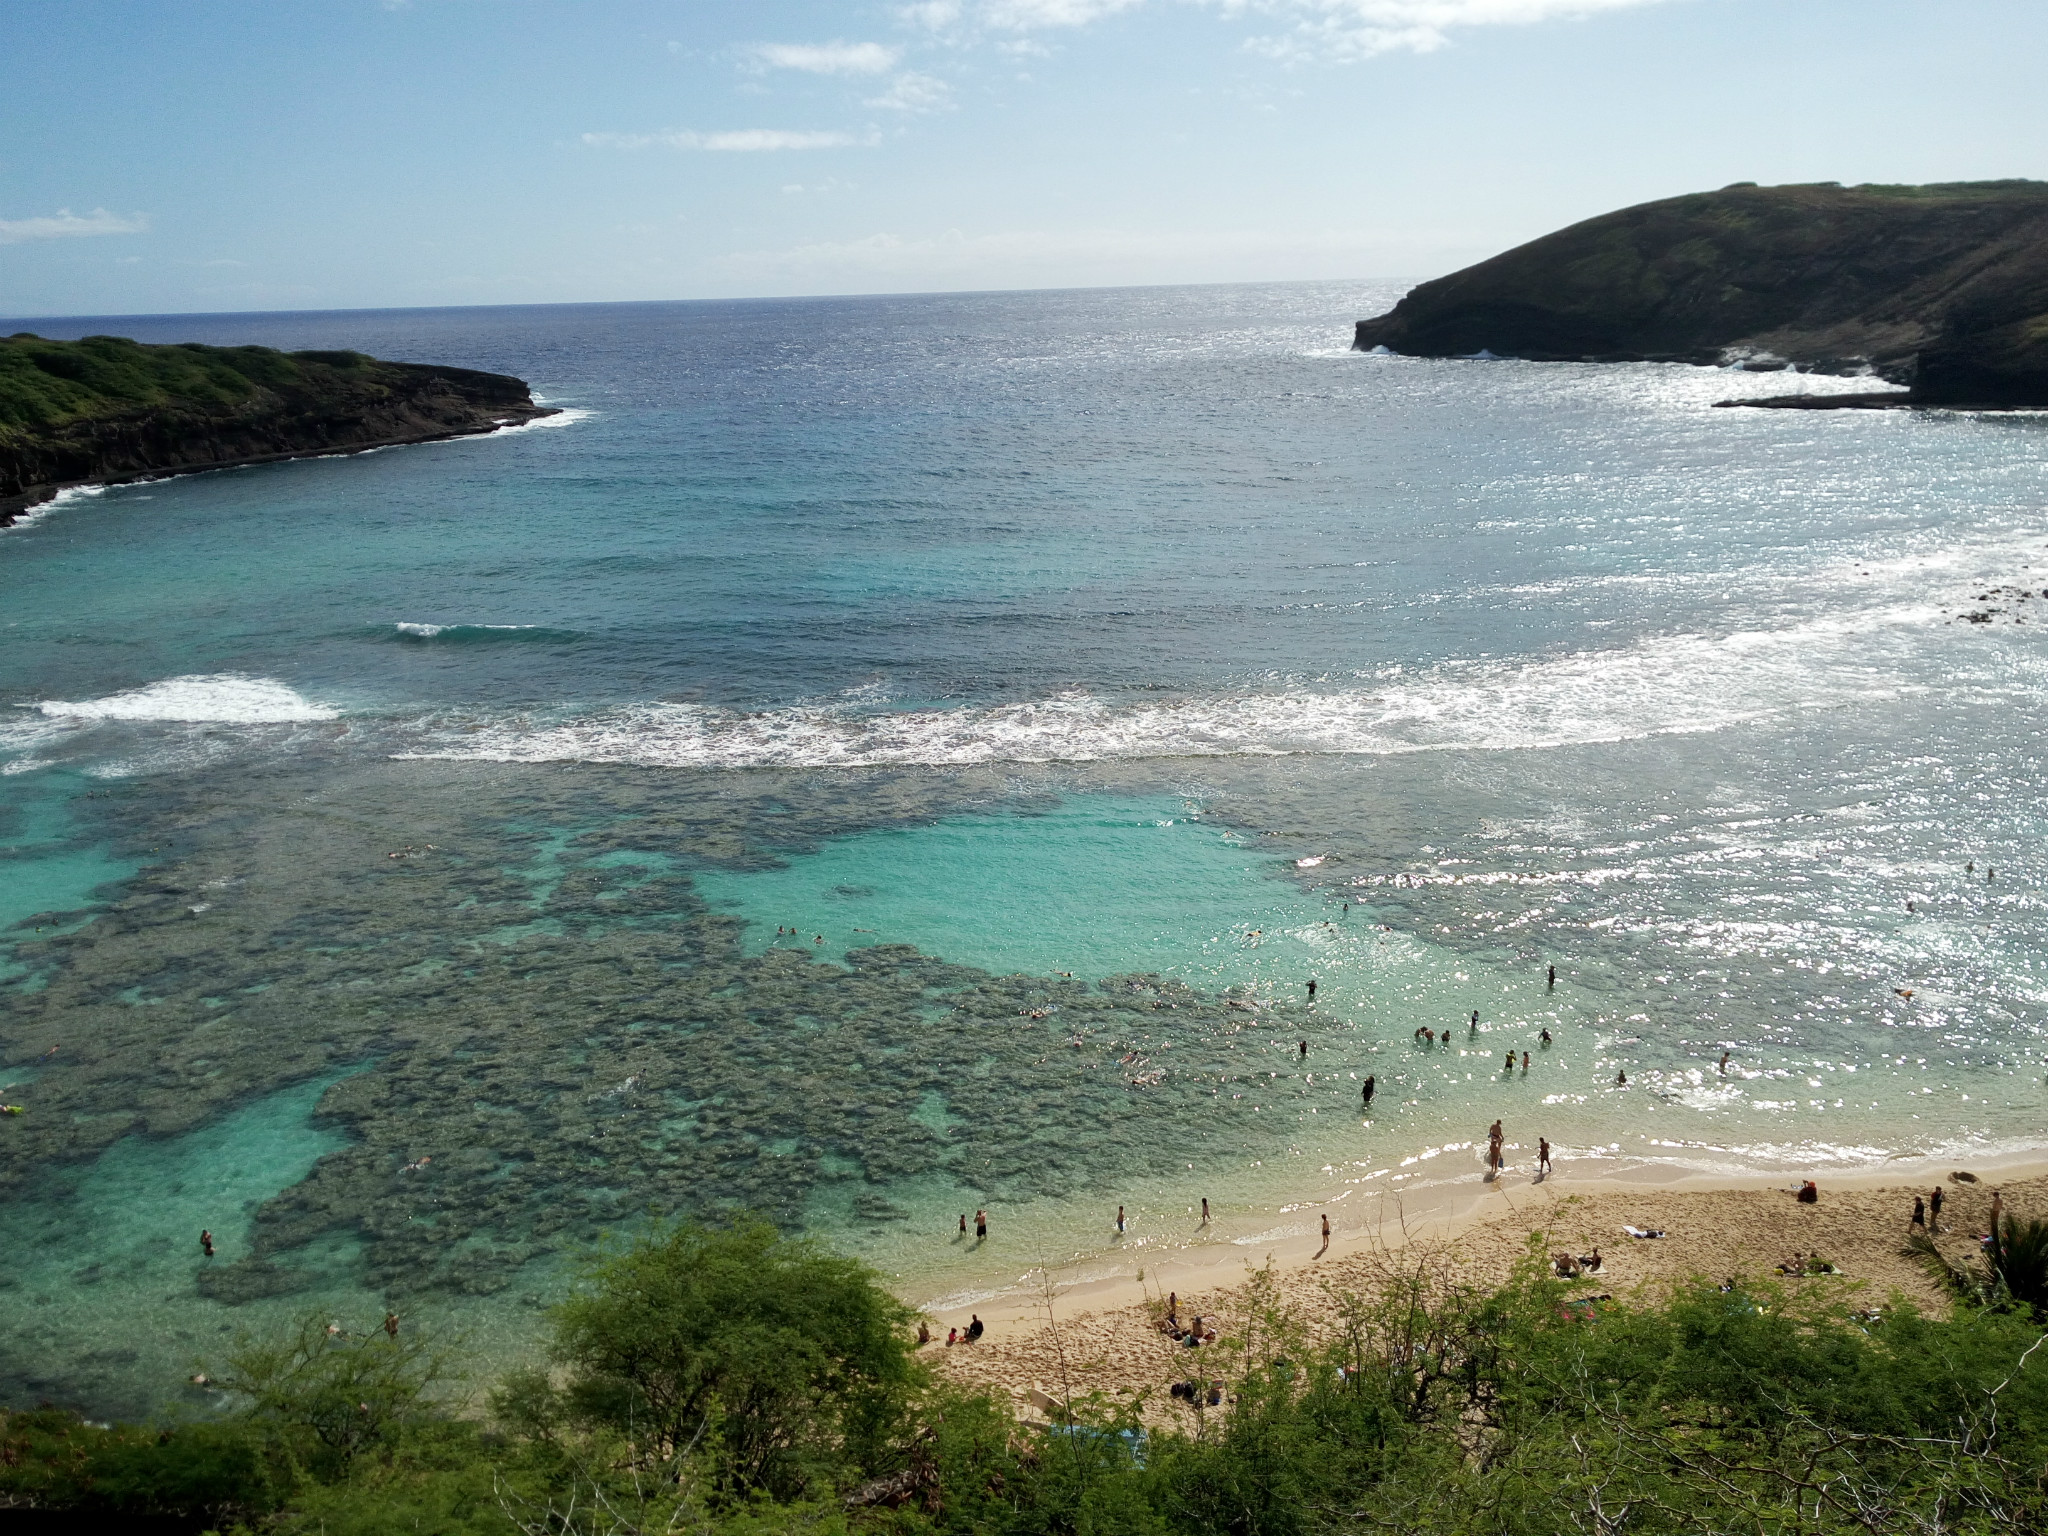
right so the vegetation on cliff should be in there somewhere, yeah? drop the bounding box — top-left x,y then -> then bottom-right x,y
1353,180 -> 2048,405
6,1215 -> 2048,1534
0,333 -> 547,519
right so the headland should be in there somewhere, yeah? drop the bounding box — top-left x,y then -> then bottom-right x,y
0,332 -> 555,526
1353,179 -> 2048,408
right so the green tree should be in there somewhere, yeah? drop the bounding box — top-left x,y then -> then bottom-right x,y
514,1215 -> 922,1503
211,1313 -> 463,1477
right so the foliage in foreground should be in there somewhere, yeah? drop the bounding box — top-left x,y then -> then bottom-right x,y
5,1218 -> 2048,1535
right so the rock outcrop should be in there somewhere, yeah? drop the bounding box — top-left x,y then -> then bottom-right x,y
1352,180 -> 2048,406
0,334 -> 556,525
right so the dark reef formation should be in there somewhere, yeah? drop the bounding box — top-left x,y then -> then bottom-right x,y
0,333 -> 554,525
1352,180 -> 2048,407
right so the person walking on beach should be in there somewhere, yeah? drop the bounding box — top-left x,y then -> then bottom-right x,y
1911,1194 -> 1926,1230
1930,1186 -> 1944,1232
1538,1137 -> 1551,1176
975,1209 -> 987,1241
1320,1212 -> 1331,1251
1361,1074 -> 1375,1110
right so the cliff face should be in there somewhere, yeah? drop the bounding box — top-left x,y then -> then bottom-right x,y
0,335 -> 555,523
1352,180 -> 2048,405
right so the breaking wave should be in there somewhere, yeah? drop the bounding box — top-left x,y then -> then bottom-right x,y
398,607 -> 1953,770
34,674 -> 338,724
386,622 -> 585,644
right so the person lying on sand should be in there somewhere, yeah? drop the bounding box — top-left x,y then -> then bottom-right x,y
1622,1225 -> 1666,1239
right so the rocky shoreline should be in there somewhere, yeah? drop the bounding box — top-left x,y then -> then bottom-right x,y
1353,180 -> 2048,407
0,336 -> 557,528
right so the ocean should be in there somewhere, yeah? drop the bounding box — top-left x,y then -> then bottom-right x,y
4,280 -> 2046,1415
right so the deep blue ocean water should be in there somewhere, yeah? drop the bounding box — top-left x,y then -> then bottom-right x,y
5,282 -> 2048,1412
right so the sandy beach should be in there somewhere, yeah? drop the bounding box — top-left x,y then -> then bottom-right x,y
925,1154 -> 2048,1422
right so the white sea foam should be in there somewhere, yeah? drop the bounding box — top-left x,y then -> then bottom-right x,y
399,605 -> 1957,770
2,483 -> 106,535
35,674 -> 338,724
488,405 -> 595,435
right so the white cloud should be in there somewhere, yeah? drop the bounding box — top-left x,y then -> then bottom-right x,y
1216,0 -> 1672,61
863,72 -> 955,111
981,0 -> 1144,24
903,0 -> 1666,50
0,207 -> 149,245
749,40 -> 901,74
583,129 -> 869,152
898,1 -> 964,27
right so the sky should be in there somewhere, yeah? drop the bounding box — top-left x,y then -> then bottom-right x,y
5,0 -> 2047,317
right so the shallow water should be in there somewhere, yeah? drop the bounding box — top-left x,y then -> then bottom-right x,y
5,282 -> 2048,1414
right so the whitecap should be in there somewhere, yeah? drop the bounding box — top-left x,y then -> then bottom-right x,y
36,674 -> 338,724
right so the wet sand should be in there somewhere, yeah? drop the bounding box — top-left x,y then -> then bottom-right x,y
924,1154 -> 2048,1424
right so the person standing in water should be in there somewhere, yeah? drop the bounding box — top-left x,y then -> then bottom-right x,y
1361,1075 -> 1375,1109
1299,1039 -> 1308,1060
1547,965 -> 1556,989
1201,1197 -> 1210,1225
1116,1205 -> 1126,1234
1470,1010 -> 1480,1036
1719,1051 -> 1731,1076
975,1209 -> 987,1241
384,1312 -> 400,1339
1307,978 -> 1317,1001
1538,1137 -> 1552,1175
200,1229 -> 214,1258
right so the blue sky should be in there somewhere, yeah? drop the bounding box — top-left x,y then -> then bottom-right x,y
5,0 -> 2045,316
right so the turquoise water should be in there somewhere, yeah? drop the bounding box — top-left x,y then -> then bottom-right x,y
6,283 -> 2048,1412
0,1076 -> 348,1414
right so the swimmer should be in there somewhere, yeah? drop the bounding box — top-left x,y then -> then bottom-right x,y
1540,1029 -> 1552,1046
814,934 -> 823,944
1616,1069 -> 1628,1087
1361,1074 -> 1375,1109
1718,1051 -> 1730,1075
